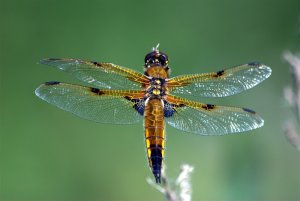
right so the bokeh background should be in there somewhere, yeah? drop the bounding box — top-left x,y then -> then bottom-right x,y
1,0 -> 300,200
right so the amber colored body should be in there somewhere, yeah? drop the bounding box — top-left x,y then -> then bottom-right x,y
143,66 -> 169,183
144,98 -> 165,182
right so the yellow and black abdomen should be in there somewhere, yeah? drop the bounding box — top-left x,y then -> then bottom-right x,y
144,98 -> 165,183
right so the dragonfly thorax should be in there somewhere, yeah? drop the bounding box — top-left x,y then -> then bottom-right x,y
146,78 -> 167,98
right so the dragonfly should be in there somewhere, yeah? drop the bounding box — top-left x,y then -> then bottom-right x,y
35,45 -> 272,183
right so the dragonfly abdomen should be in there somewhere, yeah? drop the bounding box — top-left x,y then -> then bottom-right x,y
144,98 -> 165,183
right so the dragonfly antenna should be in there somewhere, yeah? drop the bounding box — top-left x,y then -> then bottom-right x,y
152,43 -> 160,52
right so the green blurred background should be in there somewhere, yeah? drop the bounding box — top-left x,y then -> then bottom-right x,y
1,0 -> 300,200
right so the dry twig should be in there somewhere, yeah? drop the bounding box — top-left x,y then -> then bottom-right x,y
283,51 -> 300,151
147,164 -> 194,201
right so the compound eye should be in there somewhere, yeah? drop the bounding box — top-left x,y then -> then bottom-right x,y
145,55 -> 150,63
145,52 -> 156,64
158,54 -> 168,65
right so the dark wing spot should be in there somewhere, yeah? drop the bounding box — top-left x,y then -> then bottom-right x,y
90,87 -> 104,95
202,104 -> 215,110
243,107 -> 256,114
164,101 -> 186,117
215,70 -> 225,77
91,61 -> 102,66
248,61 -> 261,66
124,96 -> 131,101
134,103 -> 145,115
125,96 -> 145,115
164,108 -> 175,117
45,81 -> 60,85
207,104 -> 215,109
164,101 -> 176,117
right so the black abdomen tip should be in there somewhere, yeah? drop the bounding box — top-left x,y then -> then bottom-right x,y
150,147 -> 163,184
152,167 -> 162,184
154,172 -> 161,183
45,81 -> 60,85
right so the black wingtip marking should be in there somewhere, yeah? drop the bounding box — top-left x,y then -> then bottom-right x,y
39,58 -> 60,65
45,81 -> 60,86
90,87 -> 104,95
248,61 -> 261,66
243,108 -> 256,114
202,104 -> 215,110
41,58 -> 57,62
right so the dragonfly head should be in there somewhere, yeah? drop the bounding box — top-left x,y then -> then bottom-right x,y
144,50 -> 169,68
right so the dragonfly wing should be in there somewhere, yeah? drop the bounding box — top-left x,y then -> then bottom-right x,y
35,82 -> 145,124
40,58 -> 149,89
167,62 -> 271,98
165,95 -> 264,135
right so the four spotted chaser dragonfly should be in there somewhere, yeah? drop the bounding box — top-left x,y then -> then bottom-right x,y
35,46 -> 272,183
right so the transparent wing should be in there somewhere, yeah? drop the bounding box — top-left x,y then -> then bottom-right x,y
40,58 -> 149,89
35,82 -> 145,124
167,62 -> 271,98
165,95 -> 264,135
